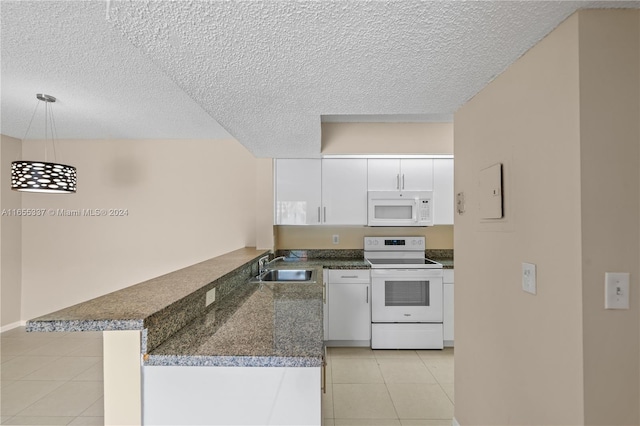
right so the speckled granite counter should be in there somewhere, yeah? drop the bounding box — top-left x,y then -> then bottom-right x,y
147,280 -> 324,367
435,259 -> 454,269
146,257 -> 367,367
276,248 -> 453,269
27,247 -> 451,368
26,247 -> 269,352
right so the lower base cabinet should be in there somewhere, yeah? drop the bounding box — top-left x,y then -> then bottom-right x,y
324,269 -> 371,347
142,365 -> 321,425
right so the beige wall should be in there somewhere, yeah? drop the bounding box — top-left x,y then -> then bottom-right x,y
454,10 -> 639,426
578,10 -> 640,425
275,225 -> 453,250
1,135 -> 23,329
321,122 -> 453,154
19,138 -> 263,321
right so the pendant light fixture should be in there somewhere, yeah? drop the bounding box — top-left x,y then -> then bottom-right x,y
11,94 -> 77,193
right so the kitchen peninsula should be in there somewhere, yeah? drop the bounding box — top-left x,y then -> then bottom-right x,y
26,247 -> 328,426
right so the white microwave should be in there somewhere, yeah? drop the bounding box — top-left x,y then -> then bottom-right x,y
367,190 -> 433,227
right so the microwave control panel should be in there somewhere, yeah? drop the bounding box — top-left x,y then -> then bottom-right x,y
419,199 -> 431,221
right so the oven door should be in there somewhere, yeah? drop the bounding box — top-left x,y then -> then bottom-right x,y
371,269 -> 443,322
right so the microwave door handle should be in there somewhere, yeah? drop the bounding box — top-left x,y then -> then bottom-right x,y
413,199 -> 418,223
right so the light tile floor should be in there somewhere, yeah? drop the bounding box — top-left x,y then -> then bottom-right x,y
1,327 -> 103,425
1,328 -> 455,426
324,347 -> 454,426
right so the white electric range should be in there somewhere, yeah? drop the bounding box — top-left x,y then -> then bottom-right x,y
364,236 -> 444,349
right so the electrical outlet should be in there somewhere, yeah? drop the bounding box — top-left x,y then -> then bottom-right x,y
605,272 -> 629,309
522,262 -> 536,295
332,234 -> 339,245
206,288 -> 216,306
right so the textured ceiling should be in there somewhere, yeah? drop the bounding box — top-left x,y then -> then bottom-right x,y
0,1 -> 231,141
2,1 -> 639,158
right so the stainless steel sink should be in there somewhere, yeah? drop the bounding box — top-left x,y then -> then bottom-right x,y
251,269 -> 317,283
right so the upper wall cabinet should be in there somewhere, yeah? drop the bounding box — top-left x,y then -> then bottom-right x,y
274,159 -> 322,225
275,159 -> 368,225
321,159 -> 368,225
433,158 -> 454,225
367,159 -> 434,191
275,157 -> 452,226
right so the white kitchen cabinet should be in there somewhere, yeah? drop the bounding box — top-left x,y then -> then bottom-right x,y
275,159 -> 322,225
322,159 -> 368,225
367,159 -> 434,191
433,158 -> 454,225
325,269 -> 371,346
443,269 -> 454,347
274,159 -> 367,225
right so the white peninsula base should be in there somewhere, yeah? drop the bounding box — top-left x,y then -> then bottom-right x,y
142,365 -> 321,425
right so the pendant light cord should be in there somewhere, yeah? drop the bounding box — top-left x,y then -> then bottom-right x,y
16,101 -> 41,162
17,96 -> 61,164
20,101 -> 40,141
48,100 -> 59,163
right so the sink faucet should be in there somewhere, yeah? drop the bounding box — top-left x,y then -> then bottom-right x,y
258,255 -> 286,275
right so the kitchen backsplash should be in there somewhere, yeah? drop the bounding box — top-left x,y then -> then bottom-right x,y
274,225 -> 454,250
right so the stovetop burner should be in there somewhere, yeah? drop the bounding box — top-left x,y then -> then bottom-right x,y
364,236 -> 443,269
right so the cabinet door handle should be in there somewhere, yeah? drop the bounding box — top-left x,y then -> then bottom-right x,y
341,275 -> 358,279
396,174 -> 400,190
323,206 -> 327,223
402,174 -> 405,190
317,207 -> 321,223
366,287 -> 369,303
322,283 -> 326,304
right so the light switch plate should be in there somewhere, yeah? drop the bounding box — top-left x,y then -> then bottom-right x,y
522,262 -> 536,295
605,272 -> 629,309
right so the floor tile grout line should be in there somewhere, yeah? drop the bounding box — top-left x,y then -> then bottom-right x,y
383,372 -> 402,422
77,392 -> 105,418
11,379 -> 105,420
9,375 -> 75,419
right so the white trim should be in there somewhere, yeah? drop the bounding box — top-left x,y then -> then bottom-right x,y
0,320 -> 27,333
452,417 -> 461,426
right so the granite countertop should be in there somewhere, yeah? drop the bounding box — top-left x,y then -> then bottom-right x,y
437,259 -> 454,269
145,258 -> 365,367
26,248 -> 269,337
145,255 -> 449,367
26,247 -> 451,368
147,280 -> 324,367
276,249 -> 453,269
